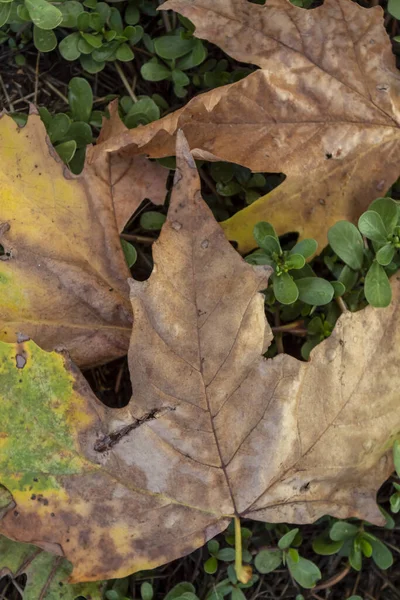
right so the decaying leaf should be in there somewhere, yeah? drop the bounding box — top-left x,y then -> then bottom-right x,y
0,133 -> 399,583
0,535 -> 103,600
93,0 -> 400,252
93,100 -> 168,232
0,111 -> 133,367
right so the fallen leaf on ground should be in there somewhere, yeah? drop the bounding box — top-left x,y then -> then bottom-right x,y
92,100 -> 168,232
0,535 -> 103,600
1,133 -> 399,582
0,111 -> 133,367
93,0 -> 400,253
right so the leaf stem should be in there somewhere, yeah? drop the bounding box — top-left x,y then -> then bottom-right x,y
234,516 -> 252,584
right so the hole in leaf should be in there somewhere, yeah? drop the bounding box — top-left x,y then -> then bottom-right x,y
83,357 -> 132,409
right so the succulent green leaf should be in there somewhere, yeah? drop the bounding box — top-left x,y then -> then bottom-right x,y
272,272 -> 299,305
55,140 -> 77,164
290,238 -> 318,259
286,555 -> 321,589
154,34 -> 196,59
59,32 -> 81,61
140,211 -> 166,231
295,277 -> 334,306
254,549 -> 282,574
25,0 -> 62,29
368,198 -> 399,234
253,222 -> 280,255
358,211 -> 388,243
278,528 -> 299,550
364,261 -> 392,307
33,26 -> 57,52
59,1 -> 84,28
285,253 -> 305,271
376,243 -> 395,266
141,60 -> 171,82
312,534 -> 343,556
68,77 -> 93,122
327,221 -> 364,270
329,521 -> 359,541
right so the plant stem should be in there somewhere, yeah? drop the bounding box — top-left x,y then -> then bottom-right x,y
115,62 -> 138,103
336,296 -> 348,313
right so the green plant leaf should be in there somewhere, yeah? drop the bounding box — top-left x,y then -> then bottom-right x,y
172,69 -> 190,87
290,238 -> 318,259
154,34 -> 195,59
141,60 -> 171,81
216,548 -> 236,562
331,281 -> 346,297
295,277 -> 334,306
81,32 -> 102,48
272,272 -> 299,305
48,113 -> 71,144
116,43 -> 135,61
177,39 -> 207,70
125,3 -> 140,25
165,583 -> 196,600
231,589 -> 246,600
59,1 -> 84,28
55,140 -> 77,164
140,211 -> 166,231
358,211 -> 388,243
125,97 -> 161,128
286,555 -> 321,589
33,26 -> 57,52
327,221 -> 364,270
0,2 -> 11,27
25,0 -> 62,29
285,253 -> 305,270
141,583 -> 154,600
363,534 -> 394,569
59,32 -> 81,60
204,556 -> 218,574
388,0 -> 400,20
364,261 -> 392,307
329,521 -> 359,541
207,539 -> 220,555
278,528 -> 299,550
312,534 -> 343,556
349,544 -> 362,571
368,197 -> 399,233
394,440 -> 400,477
253,222 -> 280,255
338,264 -> 358,291
63,121 -> 93,148
120,240 -> 137,268
376,243 -> 395,266
68,77 -> 93,122
80,53 -> 105,73
254,549 -> 282,574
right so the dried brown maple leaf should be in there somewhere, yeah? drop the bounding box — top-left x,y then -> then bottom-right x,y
1,133 -> 399,583
0,111 -> 134,368
92,0 -> 400,253
92,100 -> 168,232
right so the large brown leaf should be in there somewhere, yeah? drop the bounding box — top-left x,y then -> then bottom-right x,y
0,111 -> 134,367
1,133 -> 399,582
92,100 -> 168,232
92,0 -> 400,252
